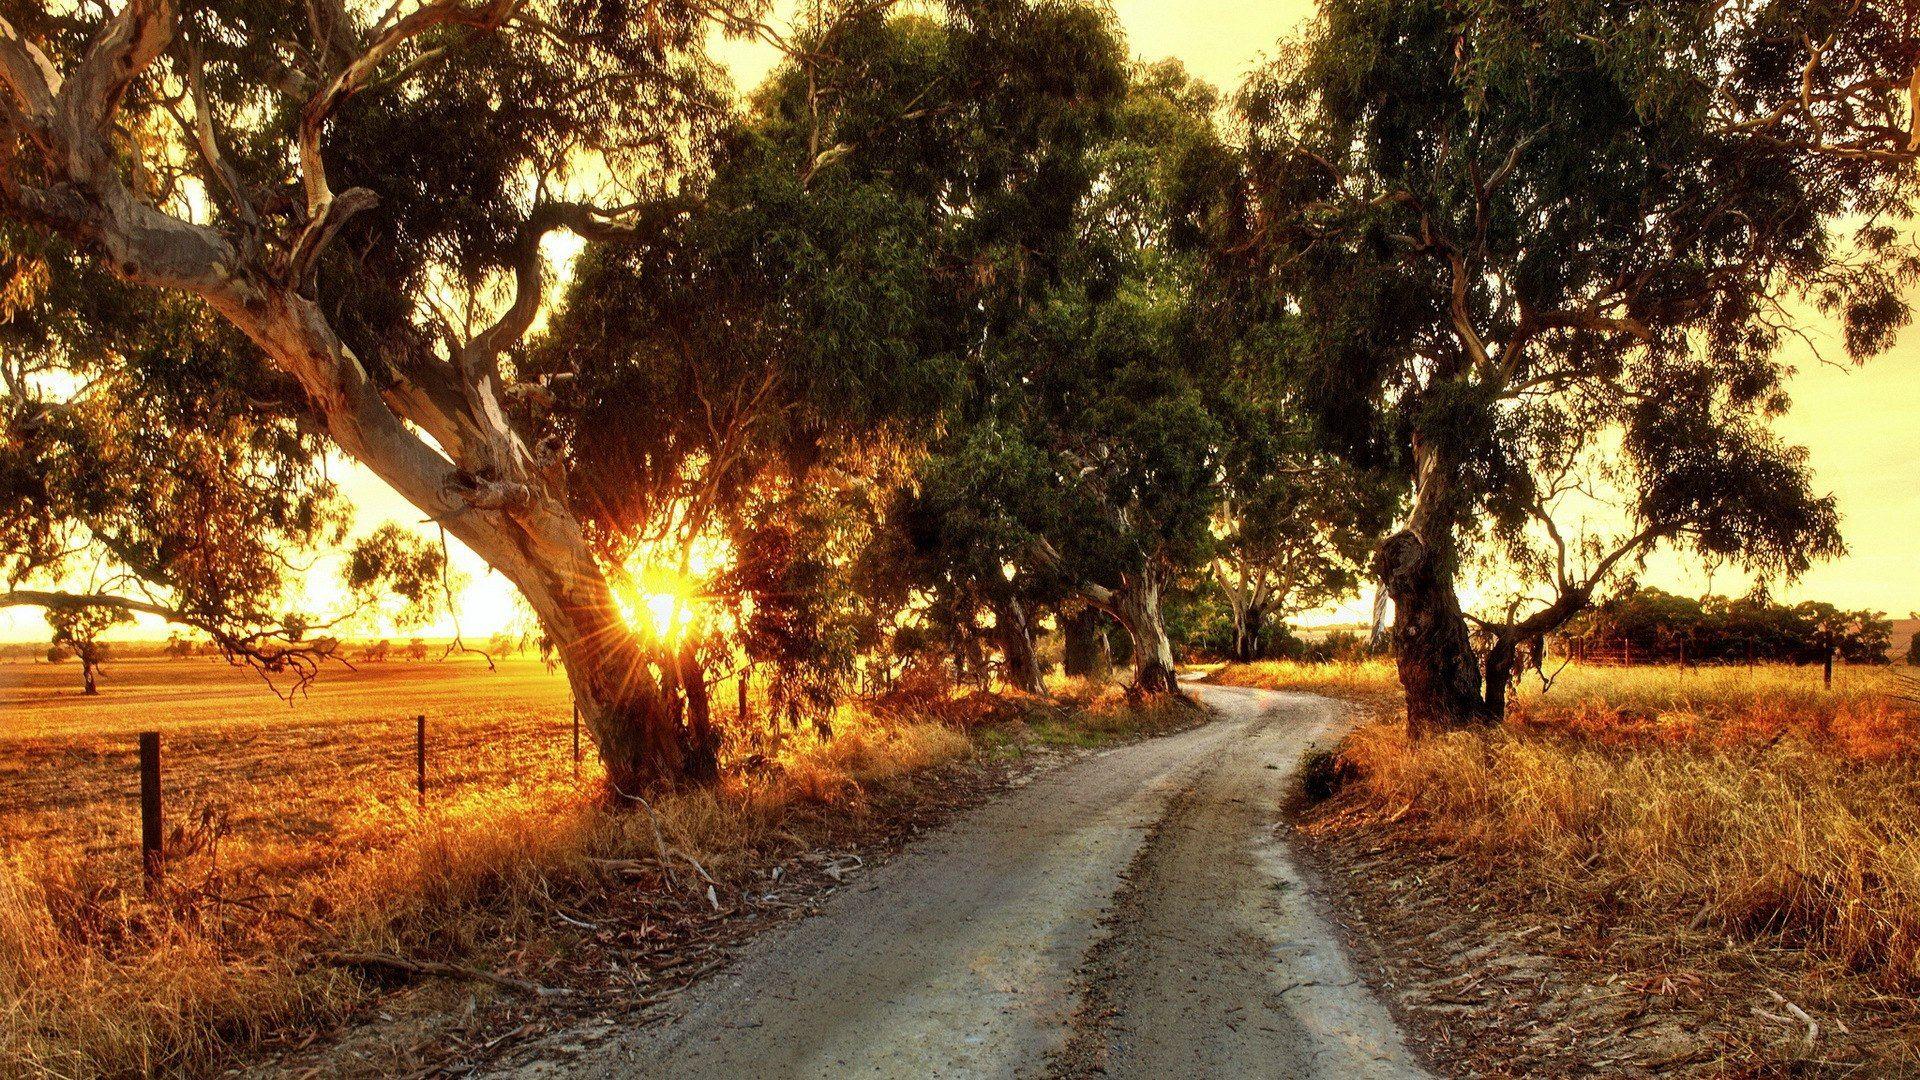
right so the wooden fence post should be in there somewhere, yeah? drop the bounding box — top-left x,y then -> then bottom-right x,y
1824,647 -> 1834,690
415,715 -> 427,809
738,668 -> 749,726
139,731 -> 162,894
572,702 -> 581,778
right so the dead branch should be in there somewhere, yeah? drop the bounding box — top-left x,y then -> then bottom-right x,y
321,950 -> 570,998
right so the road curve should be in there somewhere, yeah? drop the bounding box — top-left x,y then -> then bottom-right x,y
497,682 -> 1429,1080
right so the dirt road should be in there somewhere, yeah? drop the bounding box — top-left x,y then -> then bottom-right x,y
499,683 -> 1428,1079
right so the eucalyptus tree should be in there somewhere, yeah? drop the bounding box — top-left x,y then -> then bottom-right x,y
901,60 -> 1245,697
894,420 -> 1070,694
1222,0 -> 1917,732
44,602 -> 126,694
0,0 -> 759,787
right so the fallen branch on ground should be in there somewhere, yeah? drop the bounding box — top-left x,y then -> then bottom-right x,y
320,951 -> 571,998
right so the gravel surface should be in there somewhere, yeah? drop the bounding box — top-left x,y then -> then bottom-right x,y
492,682 -> 1429,1079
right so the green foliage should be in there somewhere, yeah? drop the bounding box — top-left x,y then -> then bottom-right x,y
536,2 -> 1129,549
899,58 -> 1242,614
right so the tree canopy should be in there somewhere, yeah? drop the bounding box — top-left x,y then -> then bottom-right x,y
1,0 -> 1905,779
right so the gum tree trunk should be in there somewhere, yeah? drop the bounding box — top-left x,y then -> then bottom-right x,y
1230,600 -> 1267,662
482,520 -> 718,794
991,595 -> 1046,695
1376,435 -> 1494,736
1062,609 -> 1113,679
1214,556 -> 1270,662
1087,567 -> 1181,698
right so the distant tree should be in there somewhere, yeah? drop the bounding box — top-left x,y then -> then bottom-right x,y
1221,0 -> 1916,732
362,640 -> 392,664
404,638 -> 430,662
486,631 -> 524,659
1571,587 -> 1892,665
1210,427 -> 1393,661
45,603 -> 131,694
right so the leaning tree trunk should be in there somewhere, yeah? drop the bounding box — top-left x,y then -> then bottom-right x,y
508,547 -> 718,794
144,239 -> 714,796
1106,570 -> 1181,698
991,595 -> 1047,696
1376,436 -> 1494,736
0,7 -> 717,795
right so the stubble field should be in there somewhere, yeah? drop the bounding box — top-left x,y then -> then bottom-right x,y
0,654 -> 579,876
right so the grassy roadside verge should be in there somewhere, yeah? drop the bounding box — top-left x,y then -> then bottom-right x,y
2,679 -> 1191,1078
1217,659 -> 1920,1074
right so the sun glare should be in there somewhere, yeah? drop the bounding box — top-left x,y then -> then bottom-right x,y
641,587 -> 689,640
617,535 -> 735,642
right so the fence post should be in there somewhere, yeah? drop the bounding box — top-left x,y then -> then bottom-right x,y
139,731 -> 162,894
738,668 -> 749,726
572,702 -> 581,778
1824,646 -> 1834,690
415,714 -> 427,809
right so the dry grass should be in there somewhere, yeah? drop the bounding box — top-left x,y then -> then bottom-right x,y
1275,661 -> 1920,994
0,655 -> 1161,1079
1209,657 -> 1404,703
1507,662 -> 1920,758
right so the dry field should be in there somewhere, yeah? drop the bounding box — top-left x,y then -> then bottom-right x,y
1220,659 -> 1920,1073
0,654 -> 579,876
0,654 -> 1172,1078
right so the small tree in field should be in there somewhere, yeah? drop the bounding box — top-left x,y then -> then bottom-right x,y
1221,0 -> 1918,732
45,603 -> 131,694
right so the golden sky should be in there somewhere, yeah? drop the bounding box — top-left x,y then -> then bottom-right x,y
6,0 -> 1915,642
